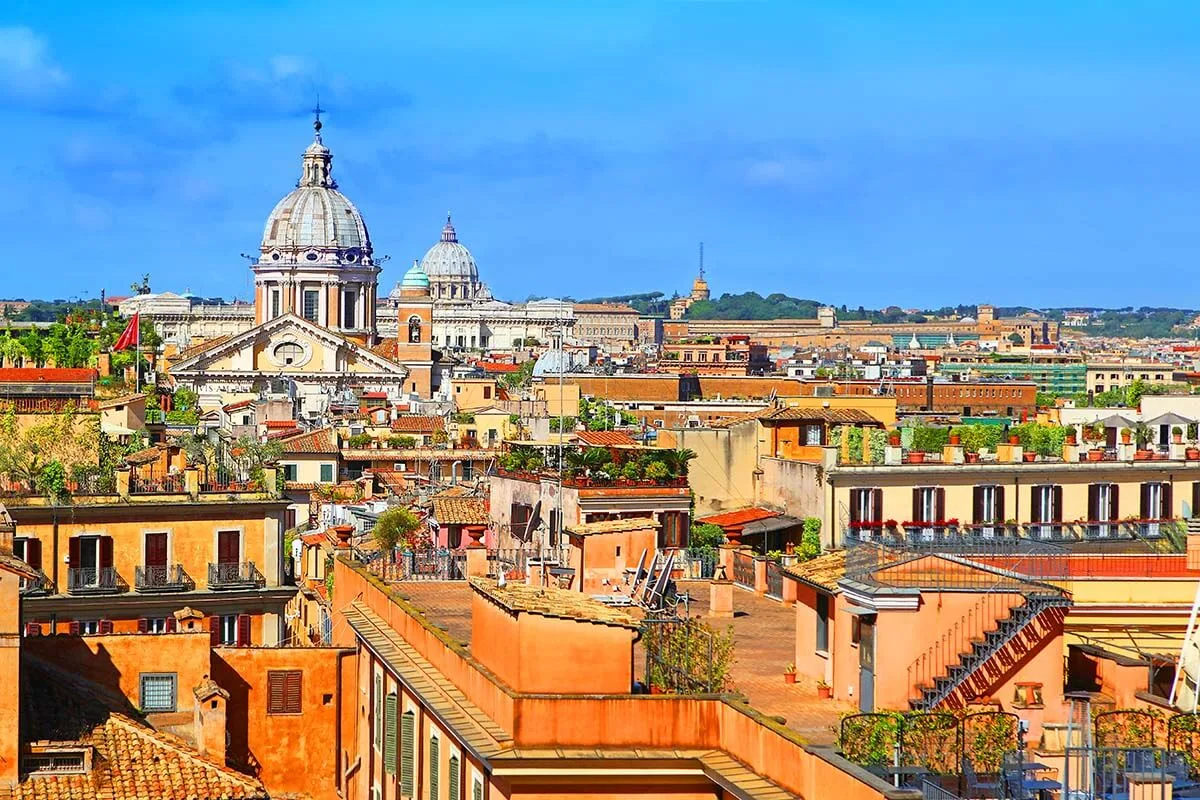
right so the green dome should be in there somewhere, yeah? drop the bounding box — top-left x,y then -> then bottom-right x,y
398,259 -> 430,290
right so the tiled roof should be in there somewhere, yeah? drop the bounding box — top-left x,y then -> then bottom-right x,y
176,334 -> 233,362
266,426 -> 304,440
476,361 -> 520,373
123,446 -> 163,466
280,428 -> 338,454
432,496 -> 489,526
565,518 -> 658,537
19,659 -> 266,800
697,507 -> 780,528
576,430 -> 638,447
782,550 -> 847,592
96,393 -> 142,410
0,368 -> 96,384
373,470 -> 408,493
222,399 -> 253,412
361,391 -> 388,399
265,419 -> 297,429
762,406 -> 880,424
470,577 -> 638,629
572,303 -> 639,314
370,339 -> 398,359
391,415 -> 445,433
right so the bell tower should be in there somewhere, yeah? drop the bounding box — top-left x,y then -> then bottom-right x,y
393,260 -> 434,397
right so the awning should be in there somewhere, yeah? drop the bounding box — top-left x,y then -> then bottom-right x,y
1145,412 -> 1195,427
842,603 -> 877,617
739,514 -> 804,538
1095,413 -> 1137,428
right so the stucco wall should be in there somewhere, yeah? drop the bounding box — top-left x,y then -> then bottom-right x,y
758,457 -> 824,531
674,425 -> 759,517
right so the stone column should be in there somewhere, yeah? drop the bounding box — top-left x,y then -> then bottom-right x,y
709,567 -> 733,618
465,525 -> 488,578
719,541 -> 737,577
116,467 -> 131,499
184,466 -> 200,499
753,556 -> 768,596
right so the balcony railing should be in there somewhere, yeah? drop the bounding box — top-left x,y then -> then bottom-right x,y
19,570 -> 53,596
134,564 -> 194,592
67,567 -> 128,595
130,473 -> 186,494
207,561 -> 265,590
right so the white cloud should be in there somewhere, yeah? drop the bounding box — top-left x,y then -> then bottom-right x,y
0,26 -> 69,95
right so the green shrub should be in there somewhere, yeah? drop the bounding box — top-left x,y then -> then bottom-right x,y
799,517 -> 821,560
387,435 -> 416,449
910,424 -> 949,454
346,433 -> 373,448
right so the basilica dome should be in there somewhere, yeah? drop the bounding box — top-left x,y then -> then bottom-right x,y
420,216 -> 478,280
259,124 -> 373,265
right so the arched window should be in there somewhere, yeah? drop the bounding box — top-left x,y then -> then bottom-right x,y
408,316 -> 422,344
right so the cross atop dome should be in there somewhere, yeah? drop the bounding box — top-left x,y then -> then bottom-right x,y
312,98 -> 324,142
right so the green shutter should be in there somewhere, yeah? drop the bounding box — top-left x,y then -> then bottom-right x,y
383,693 -> 398,774
373,674 -> 382,749
320,463 -> 333,482
400,711 -> 415,795
429,737 -> 440,798
473,777 -> 483,800
448,756 -> 460,800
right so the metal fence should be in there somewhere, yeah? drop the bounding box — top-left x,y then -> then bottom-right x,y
668,549 -> 718,580
641,614 -> 731,694
489,546 -> 570,578
398,550 -> 467,581
765,559 -> 783,599
732,550 -> 755,590
1063,747 -> 1179,800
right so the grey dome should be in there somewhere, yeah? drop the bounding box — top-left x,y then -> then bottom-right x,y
532,349 -> 573,378
420,215 -> 477,280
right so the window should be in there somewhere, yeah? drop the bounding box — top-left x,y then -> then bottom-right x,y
13,537 -> 42,571
449,755 -> 461,800
816,593 -> 830,652
139,673 -> 177,712
68,535 -> 112,588
804,424 -> 822,446
320,464 -> 334,483
383,692 -> 398,773
274,341 -> 303,365
400,711 -> 416,795
138,617 -> 170,634
848,488 -> 882,538
303,289 -> 320,323
1030,485 -> 1063,537
343,290 -> 357,329
429,735 -> 440,798
408,315 -> 422,343
911,487 -> 945,539
972,485 -> 1005,534
267,670 -> 303,714
212,614 -> 250,646
473,777 -> 484,800
270,290 -> 281,319
282,464 -> 298,482
373,671 -> 383,751
72,620 -> 101,635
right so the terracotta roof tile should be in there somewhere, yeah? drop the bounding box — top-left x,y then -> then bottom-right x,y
576,430 -> 638,447
96,393 -> 143,409
782,550 -> 847,592
370,339 -> 398,359
123,445 -> 163,466
432,496 -> 489,526
0,368 -> 96,384
391,415 -> 445,433
565,518 -> 658,536
176,334 -> 233,362
280,428 -> 338,454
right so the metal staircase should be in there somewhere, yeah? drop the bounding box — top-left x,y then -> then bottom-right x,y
909,591 -> 1070,711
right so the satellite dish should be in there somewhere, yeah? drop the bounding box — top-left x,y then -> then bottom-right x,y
522,501 -> 542,543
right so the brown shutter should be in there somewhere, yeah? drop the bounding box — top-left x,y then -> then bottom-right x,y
137,617 -> 149,634
209,615 -> 221,646
1087,485 -> 1098,522
268,672 -> 285,713
1031,486 -> 1043,523
936,488 -> 946,523
1194,482 -> 1200,517
849,490 -> 861,525
1110,484 -> 1119,520
912,488 -> 921,524
995,486 -> 1005,524
98,536 -> 114,570
972,487 -> 983,525
1141,483 -> 1150,519
24,622 -> 41,637
99,619 -> 113,635
872,488 -> 883,523
25,539 -> 41,571
237,614 -> 251,647
68,620 -> 80,635
285,671 -> 302,713
1163,483 -> 1174,520
1052,486 -> 1063,523
165,616 -> 177,633
68,536 -> 80,569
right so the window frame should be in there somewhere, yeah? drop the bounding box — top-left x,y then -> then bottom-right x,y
139,672 -> 178,713
267,669 -> 303,715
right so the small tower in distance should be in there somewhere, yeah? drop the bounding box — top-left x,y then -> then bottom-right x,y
393,260 -> 434,398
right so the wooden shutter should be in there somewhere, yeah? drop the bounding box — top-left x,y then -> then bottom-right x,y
995,486 -> 1005,524
209,615 -> 221,646
99,536 -> 114,570
972,487 -> 983,525
911,488 -> 921,524
25,539 -> 42,571
849,490 -> 862,525
165,616 -> 177,633
1163,483 -> 1174,520
449,755 -> 461,800
144,533 -> 167,567
1141,483 -> 1150,519
138,617 -> 149,634
236,614 -> 251,647
268,672 -> 285,713
1030,486 -> 1043,523
430,736 -> 440,798
68,536 -> 80,569
383,693 -> 398,774
285,671 -> 301,713
99,619 -> 113,635
1087,485 -> 1098,522
1052,486 -> 1063,523
24,622 -> 41,637
473,777 -> 483,800
68,620 -> 80,635
400,711 -> 415,795
871,488 -> 883,523
1110,484 -> 1119,520
935,488 -> 946,523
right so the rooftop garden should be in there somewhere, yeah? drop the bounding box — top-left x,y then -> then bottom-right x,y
497,444 -> 694,486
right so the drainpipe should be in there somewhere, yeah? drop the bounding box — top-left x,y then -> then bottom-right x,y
451,460 -> 461,485
334,646 -> 356,797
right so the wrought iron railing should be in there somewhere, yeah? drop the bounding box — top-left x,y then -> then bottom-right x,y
207,561 -> 265,589
488,546 -> 569,578
667,548 -> 718,579
19,570 -> 53,596
398,550 -> 467,581
134,564 -> 194,592
765,559 -> 783,599
732,550 -> 755,590
130,473 -> 186,494
67,567 -> 127,594
1063,746 -> 1178,799
641,613 -> 732,694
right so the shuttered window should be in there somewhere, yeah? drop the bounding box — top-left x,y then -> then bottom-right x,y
473,777 -> 483,800
400,711 -> 415,795
267,670 -> 302,714
373,673 -> 382,750
383,693 -> 398,774
448,755 -> 460,800
429,736 -> 440,798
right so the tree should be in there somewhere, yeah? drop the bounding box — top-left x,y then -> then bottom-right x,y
661,448 -> 697,477
18,331 -> 43,366
373,507 -> 421,562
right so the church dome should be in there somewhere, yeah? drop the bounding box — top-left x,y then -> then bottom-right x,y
389,260 -> 430,299
532,349 -> 573,378
259,120 -> 373,265
420,215 -> 478,280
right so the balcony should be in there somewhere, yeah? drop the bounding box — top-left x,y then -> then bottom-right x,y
19,570 -> 53,596
208,561 -> 265,590
134,564 -> 195,593
67,567 -> 128,595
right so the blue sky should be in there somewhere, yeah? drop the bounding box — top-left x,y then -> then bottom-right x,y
4,0 -> 1200,308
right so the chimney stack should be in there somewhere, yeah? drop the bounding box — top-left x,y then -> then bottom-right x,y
193,675 -> 229,765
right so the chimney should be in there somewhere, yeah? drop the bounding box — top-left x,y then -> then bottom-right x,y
0,503 -> 13,556
193,675 -> 229,765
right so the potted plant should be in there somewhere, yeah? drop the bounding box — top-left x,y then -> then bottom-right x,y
817,679 -> 832,700
1009,434 -> 1020,445
1120,427 -> 1132,445
949,431 -> 961,446
965,451 -> 980,464
908,451 -> 925,464
1087,447 -> 1105,462
784,663 -> 797,685
1134,422 -> 1154,459
1188,445 -> 1200,461
1064,428 -> 1077,445
888,431 -> 901,447
1173,426 -> 1184,444
1023,451 -> 1037,462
